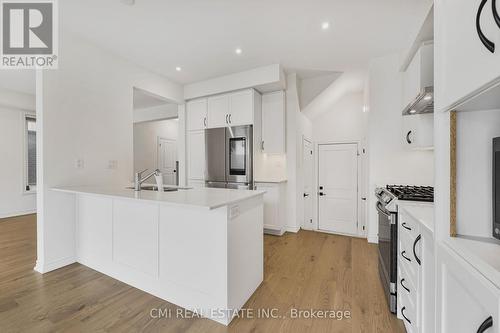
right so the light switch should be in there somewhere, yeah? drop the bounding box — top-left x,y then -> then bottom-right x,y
229,205 -> 240,219
75,159 -> 84,169
108,160 -> 118,170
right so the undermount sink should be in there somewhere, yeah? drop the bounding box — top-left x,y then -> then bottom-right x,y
126,186 -> 178,192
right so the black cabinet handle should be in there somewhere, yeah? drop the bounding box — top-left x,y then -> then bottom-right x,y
400,278 -> 410,293
319,192 -> 325,196
493,0 -> 500,29
319,186 -> 323,190
204,117 -> 207,127
413,234 -> 421,265
406,131 -> 412,144
477,316 -> 493,333
401,307 -> 411,324
228,114 -> 232,124
225,114 -> 229,124
402,222 -> 412,231
477,0 -> 495,53
303,193 -> 309,197
401,250 -> 411,262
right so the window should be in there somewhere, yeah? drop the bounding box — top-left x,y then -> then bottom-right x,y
24,115 -> 36,192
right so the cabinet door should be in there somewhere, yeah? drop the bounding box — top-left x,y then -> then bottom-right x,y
187,130 -> 205,180
186,98 -> 207,131
437,244 -> 500,333
255,184 -> 280,231
228,90 -> 254,126
402,115 -> 433,149
436,0 -> 500,111
208,94 -> 229,128
262,91 -> 285,154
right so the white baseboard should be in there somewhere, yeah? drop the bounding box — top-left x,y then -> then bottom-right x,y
0,209 -> 36,219
34,256 -> 76,274
285,225 -> 300,233
367,235 -> 378,244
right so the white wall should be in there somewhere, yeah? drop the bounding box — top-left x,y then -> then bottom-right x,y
133,119 -> 178,173
36,31 -> 184,273
284,73 -> 313,232
133,103 -> 178,123
0,90 -> 36,218
309,92 -> 369,235
367,54 -> 434,242
456,110 -> 500,238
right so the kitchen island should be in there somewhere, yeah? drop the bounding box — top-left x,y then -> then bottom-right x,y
51,186 -> 265,325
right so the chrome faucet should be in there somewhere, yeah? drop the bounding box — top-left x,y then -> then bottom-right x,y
134,169 -> 162,191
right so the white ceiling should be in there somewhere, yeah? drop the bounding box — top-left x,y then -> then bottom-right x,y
0,70 -> 35,95
61,0 -> 431,85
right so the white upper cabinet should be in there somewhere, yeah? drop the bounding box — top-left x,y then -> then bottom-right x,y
206,89 -> 256,128
186,98 -> 207,131
261,91 -> 286,154
207,94 -> 230,128
229,90 -> 254,126
436,0 -> 500,111
402,114 -> 434,150
402,42 -> 434,110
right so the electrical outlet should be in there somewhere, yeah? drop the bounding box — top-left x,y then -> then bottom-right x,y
108,160 -> 118,170
75,159 -> 84,169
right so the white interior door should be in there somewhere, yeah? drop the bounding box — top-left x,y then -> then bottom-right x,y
318,143 -> 358,235
303,139 -> 314,229
158,137 -> 177,185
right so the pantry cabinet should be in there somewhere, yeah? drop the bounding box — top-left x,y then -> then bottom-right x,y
187,130 -> 205,181
435,0 -> 500,111
437,243 -> 499,333
261,91 -> 286,154
186,98 -> 207,131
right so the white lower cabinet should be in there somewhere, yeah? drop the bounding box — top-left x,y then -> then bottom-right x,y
437,243 -> 499,333
255,182 -> 286,235
398,208 -> 434,333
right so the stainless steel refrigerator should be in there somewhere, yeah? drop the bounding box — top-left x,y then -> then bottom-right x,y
205,125 -> 253,189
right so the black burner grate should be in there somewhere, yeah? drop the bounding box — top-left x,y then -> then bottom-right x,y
386,185 -> 434,202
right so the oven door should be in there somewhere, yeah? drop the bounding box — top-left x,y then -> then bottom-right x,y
225,125 -> 253,184
377,201 -> 397,313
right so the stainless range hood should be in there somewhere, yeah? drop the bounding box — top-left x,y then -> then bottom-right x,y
402,86 -> 434,116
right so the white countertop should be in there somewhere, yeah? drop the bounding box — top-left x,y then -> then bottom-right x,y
398,202 -> 434,234
446,236 -> 500,289
255,178 -> 287,184
52,186 -> 265,210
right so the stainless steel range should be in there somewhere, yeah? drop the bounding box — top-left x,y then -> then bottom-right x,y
375,185 -> 434,314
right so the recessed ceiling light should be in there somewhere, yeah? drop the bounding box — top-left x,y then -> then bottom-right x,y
235,48 -> 242,55
175,66 -> 182,72
321,22 -> 330,30
409,109 -> 417,114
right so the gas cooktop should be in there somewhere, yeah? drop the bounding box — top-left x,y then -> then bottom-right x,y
386,185 -> 434,202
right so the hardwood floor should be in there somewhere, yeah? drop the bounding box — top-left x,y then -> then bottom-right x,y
0,214 -> 404,333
